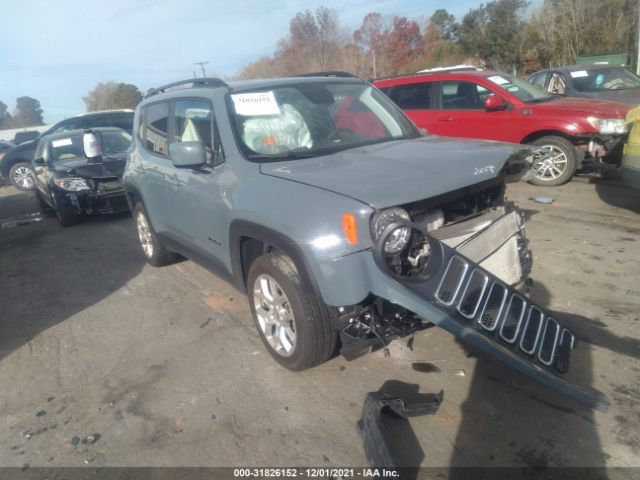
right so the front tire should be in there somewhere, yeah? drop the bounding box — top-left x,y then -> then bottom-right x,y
9,162 -> 35,191
52,195 -> 80,227
528,136 -> 578,186
134,202 -> 175,267
247,252 -> 336,371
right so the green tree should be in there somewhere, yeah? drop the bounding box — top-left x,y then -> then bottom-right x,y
458,0 -> 529,71
83,81 -> 142,112
12,96 -> 44,127
430,9 -> 459,41
523,0 -> 636,69
0,101 -> 13,129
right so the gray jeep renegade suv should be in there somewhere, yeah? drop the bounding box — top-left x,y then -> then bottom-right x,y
123,75 -> 606,410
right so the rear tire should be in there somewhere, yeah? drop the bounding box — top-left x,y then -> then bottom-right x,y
528,136 -> 578,186
248,252 -> 336,371
9,162 -> 35,191
134,202 -> 175,267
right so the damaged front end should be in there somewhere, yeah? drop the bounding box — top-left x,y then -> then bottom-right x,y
58,176 -> 129,215
335,164 -> 606,410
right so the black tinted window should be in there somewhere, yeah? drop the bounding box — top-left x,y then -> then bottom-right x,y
80,116 -> 107,129
145,103 -> 169,156
529,72 -> 548,89
384,83 -> 433,109
440,81 -> 485,110
51,119 -> 78,134
111,115 -> 133,133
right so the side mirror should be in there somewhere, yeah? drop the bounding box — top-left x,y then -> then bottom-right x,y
484,95 -> 507,112
169,141 -> 206,168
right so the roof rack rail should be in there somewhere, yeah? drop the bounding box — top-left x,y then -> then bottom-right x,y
145,78 -> 228,98
372,69 -> 482,82
295,71 -> 358,78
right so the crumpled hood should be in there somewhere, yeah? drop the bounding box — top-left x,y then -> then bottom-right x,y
260,136 -> 524,209
53,154 -> 126,179
535,97 -> 629,117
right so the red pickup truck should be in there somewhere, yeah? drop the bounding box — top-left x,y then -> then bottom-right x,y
374,71 -> 629,186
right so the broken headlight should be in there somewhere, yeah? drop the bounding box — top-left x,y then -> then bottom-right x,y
371,207 -> 411,253
587,117 -> 627,135
54,177 -> 90,192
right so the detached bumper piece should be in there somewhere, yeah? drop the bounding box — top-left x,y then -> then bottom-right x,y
374,222 -> 608,411
357,390 -> 442,469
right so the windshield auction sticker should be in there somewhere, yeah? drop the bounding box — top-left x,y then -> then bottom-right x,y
570,70 -> 589,78
487,75 -> 509,85
231,91 -> 281,116
52,138 -> 73,148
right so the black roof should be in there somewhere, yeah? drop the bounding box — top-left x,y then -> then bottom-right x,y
538,64 -> 627,73
43,127 -> 125,142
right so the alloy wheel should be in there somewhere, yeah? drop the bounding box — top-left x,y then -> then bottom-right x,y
136,211 -> 154,258
253,274 -> 297,357
532,146 -> 568,181
13,166 -> 34,189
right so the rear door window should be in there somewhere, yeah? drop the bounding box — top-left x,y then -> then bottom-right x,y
144,103 -> 169,156
383,83 -> 433,110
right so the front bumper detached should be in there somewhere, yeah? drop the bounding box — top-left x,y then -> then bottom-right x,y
371,222 -> 608,411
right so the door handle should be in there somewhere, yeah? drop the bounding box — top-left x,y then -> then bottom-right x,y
437,116 -> 453,122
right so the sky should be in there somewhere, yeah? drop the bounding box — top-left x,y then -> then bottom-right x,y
0,0 -> 535,124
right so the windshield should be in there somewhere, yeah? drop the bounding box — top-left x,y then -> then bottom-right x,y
569,67 -> 640,92
50,131 -> 132,162
486,74 -> 554,103
229,82 -> 419,160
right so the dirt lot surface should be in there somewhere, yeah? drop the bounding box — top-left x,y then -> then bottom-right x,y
0,175 -> 639,471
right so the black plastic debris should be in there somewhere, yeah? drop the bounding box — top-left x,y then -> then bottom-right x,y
357,388 -> 443,470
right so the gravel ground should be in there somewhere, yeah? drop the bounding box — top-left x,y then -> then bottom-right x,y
0,175 -> 638,473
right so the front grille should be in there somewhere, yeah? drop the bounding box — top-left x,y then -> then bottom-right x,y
434,254 -> 574,373
457,269 -> 488,318
435,256 -> 468,305
479,282 -> 507,331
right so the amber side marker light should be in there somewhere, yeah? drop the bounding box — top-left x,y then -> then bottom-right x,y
342,213 -> 358,245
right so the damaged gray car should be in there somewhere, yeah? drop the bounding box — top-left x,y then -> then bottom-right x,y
123,74 -> 606,411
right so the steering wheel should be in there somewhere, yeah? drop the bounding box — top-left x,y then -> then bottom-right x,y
328,128 -> 357,141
